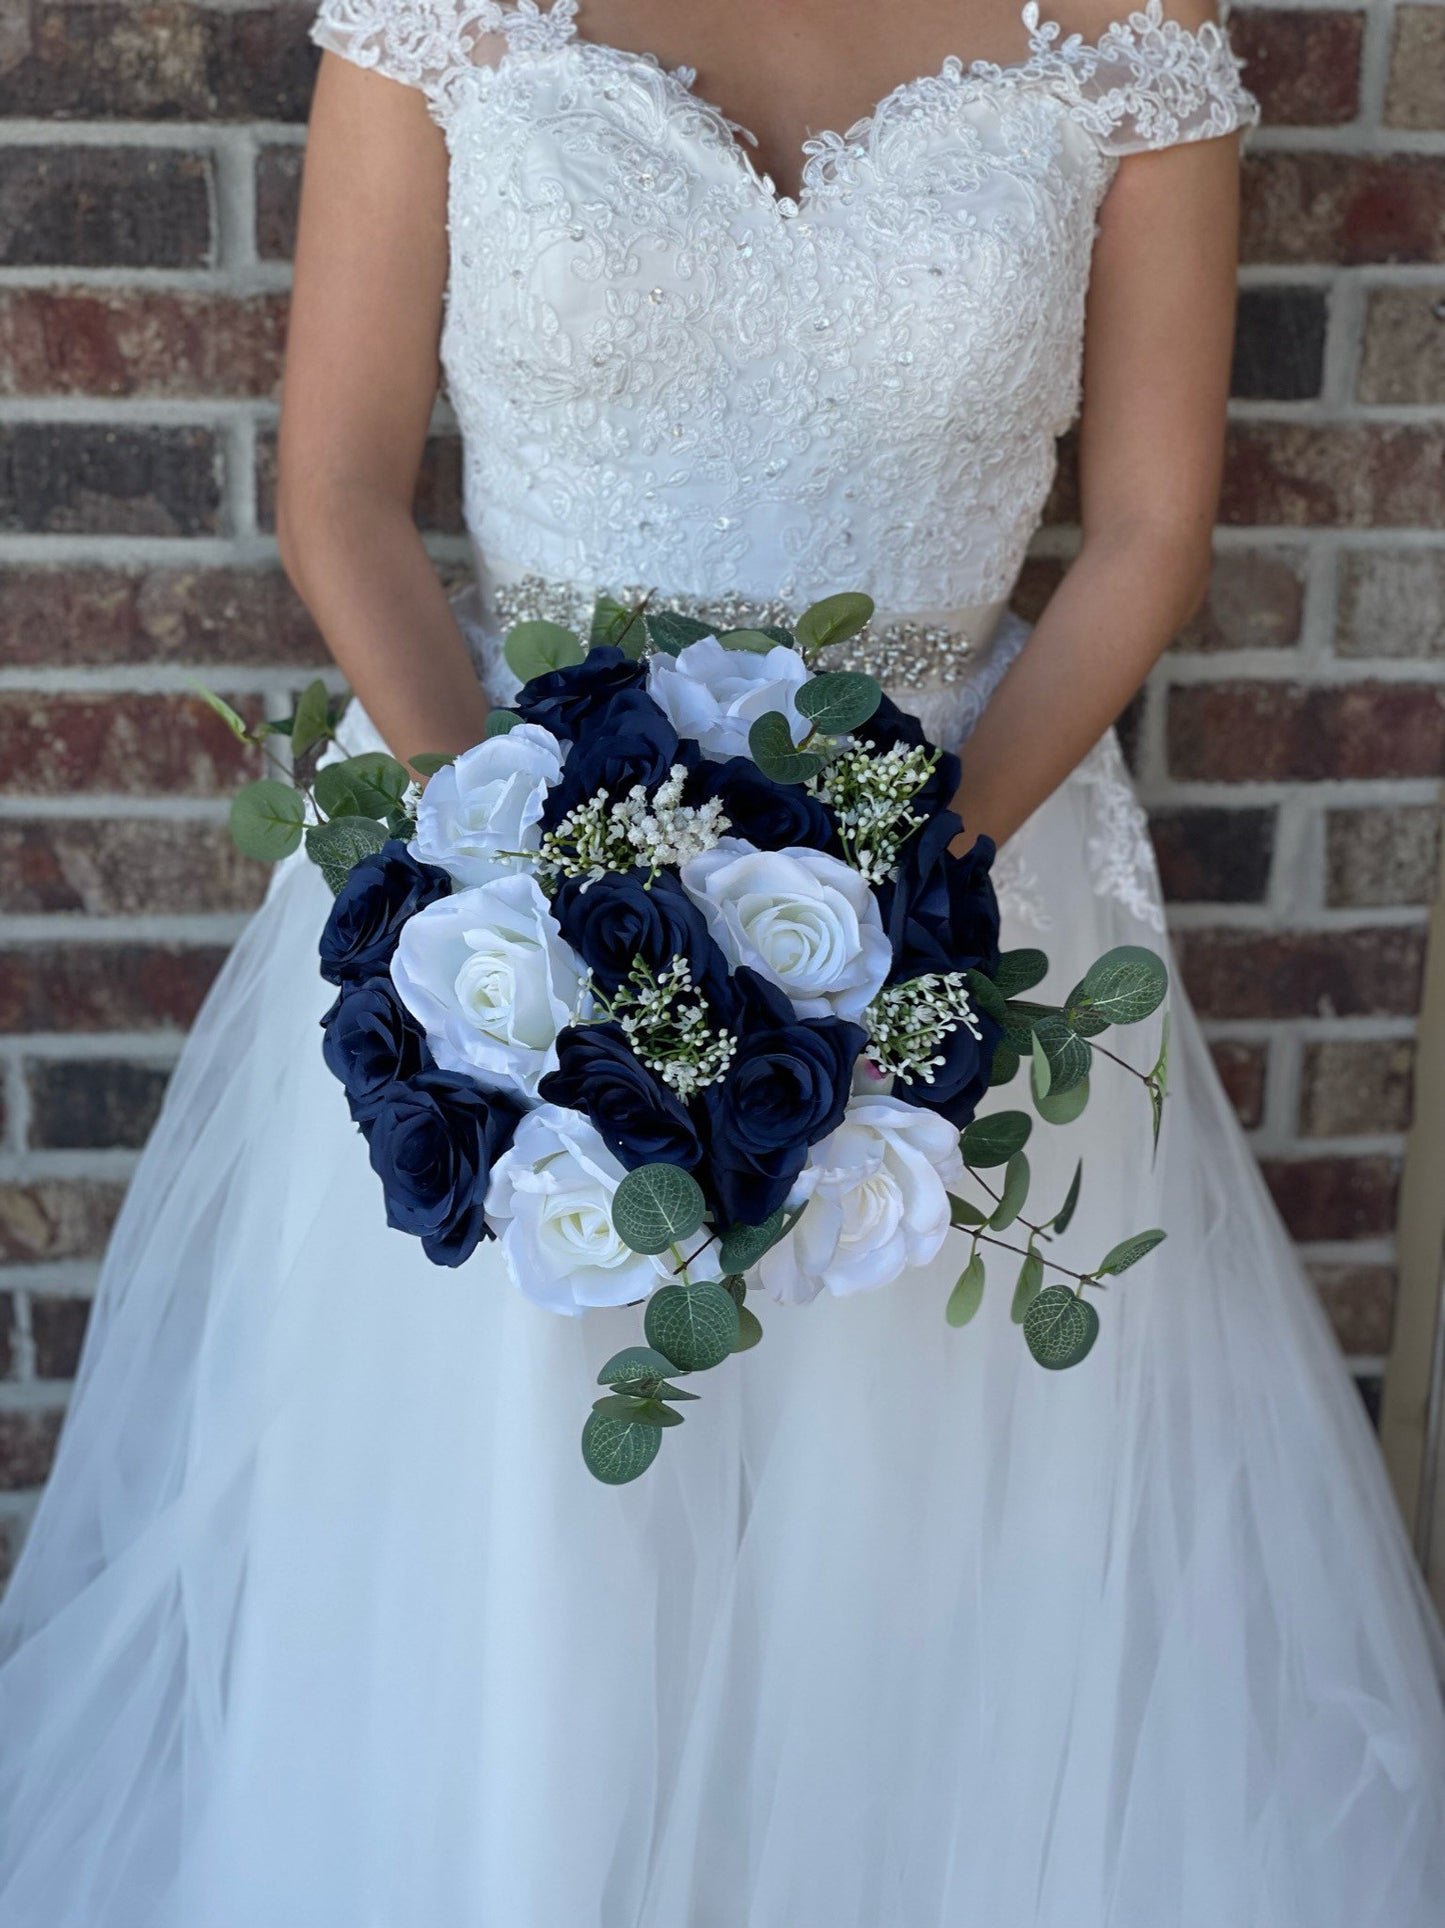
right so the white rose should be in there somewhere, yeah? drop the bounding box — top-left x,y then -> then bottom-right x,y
646,635 -> 810,762
758,1095 -> 964,1304
389,873 -> 587,1099
410,724 -> 565,887
680,838 -> 892,1020
484,1105 -> 674,1314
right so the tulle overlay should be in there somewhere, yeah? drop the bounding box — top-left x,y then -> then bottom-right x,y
3,620 -> 1444,1927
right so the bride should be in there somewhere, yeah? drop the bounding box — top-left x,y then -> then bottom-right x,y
3,1 -> 1443,1922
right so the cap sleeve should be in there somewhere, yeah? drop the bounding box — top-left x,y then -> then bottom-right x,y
1022,0 -> 1260,156
309,0 -> 508,120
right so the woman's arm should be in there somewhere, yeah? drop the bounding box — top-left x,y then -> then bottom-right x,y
951,125 -> 1243,850
277,54 -> 492,767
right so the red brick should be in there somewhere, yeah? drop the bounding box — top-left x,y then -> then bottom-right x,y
0,566 -> 326,671
0,1180 -> 123,1266
30,1295 -> 92,1381
26,1059 -> 170,1151
1167,682 -> 1445,782
1357,288 -> 1445,406
1260,1154 -> 1399,1241
1176,927 -> 1425,1020
1308,1262 -> 1397,1355
0,693 -> 259,797
1241,154 -> 1445,266
1151,806 -> 1275,902
1299,1039 -> 1414,1138
0,290 -> 288,400
0,820 -> 267,917
0,1512 -> 23,1584
1336,551 -> 1445,660
0,423 -> 222,536
0,146 -> 213,269
1208,1039 -> 1268,1129
1386,6 -> 1445,130
1220,424 -> 1445,527
0,945 -> 230,1033
257,144 -> 304,260
0,1295 -> 13,1381
1175,549 -> 1305,653
1325,805 -> 1442,909
1231,9 -> 1363,125
0,1411 -> 63,1493
0,3 -> 318,120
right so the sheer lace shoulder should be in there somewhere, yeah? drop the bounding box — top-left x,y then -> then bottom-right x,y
310,0 -> 576,120
1012,0 -> 1259,154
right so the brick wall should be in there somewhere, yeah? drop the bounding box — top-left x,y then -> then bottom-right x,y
1,1 -> 1443,1584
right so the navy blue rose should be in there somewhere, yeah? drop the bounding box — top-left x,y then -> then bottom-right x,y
539,1023 -> 703,1172
321,975 -> 433,1128
701,968 -> 863,1228
366,1068 -> 524,1268
879,816 -> 1002,980
686,755 -> 835,852
512,645 -> 647,743
542,689 -> 682,827
855,691 -> 962,822
551,868 -> 732,1006
318,840 -> 451,988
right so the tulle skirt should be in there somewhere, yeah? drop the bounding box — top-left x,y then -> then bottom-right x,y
2,638 -> 1444,1926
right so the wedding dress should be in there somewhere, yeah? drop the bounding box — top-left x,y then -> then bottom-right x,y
3,3 -> 1443,1923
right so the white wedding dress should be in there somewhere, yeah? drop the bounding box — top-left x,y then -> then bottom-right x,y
3,3 -> 1443,1923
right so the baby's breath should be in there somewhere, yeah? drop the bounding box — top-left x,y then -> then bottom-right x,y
592,956 -> 736,1099
537,765 -> 729,889
865,973 -> 983,1084
814,741 -> 939,884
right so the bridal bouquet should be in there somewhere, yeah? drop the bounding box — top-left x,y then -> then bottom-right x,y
210,591 -> 1171,1485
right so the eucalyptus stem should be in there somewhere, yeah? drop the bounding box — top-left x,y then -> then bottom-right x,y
969,1169 -> 1055,1244
972,1228 -> 1095,1291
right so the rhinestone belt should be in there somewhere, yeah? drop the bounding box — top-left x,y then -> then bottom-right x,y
484,572 -> 1006,692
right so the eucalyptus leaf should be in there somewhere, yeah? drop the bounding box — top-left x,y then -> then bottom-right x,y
228,779 -> 306,862
590,1394 -> 684,1428
1029,1029 -> 1052,1102
483,710 -> 523,738
1097,1228 -> 1166,1276
991,948 -> 1049,998
1035,1074 -> 1091,1127
718,628 -> 782,655
959,1109 -> 1032,1169
1009,1249 -> 1045,1325
611,1163 -> 706,1255
590,594 -> 648,659
596,1346 -> 678,1391
581,1409 -> 663,1484
989,1040 -> 1021,1087
1149,1009 -> 1172,1155
1066,945 -> 1169,1032
946,1253 -> 986,1328
1052,1159 -> 1083,1235
794,591 -> 874,658
747,710 -> 823,785
999,998 -> 1058,1053
1031,1013 -> 1092,1096
1023,1286 -> 1100,1370
717,1208 -> 786,1276
947,1192 -> 987,1228
409,752 -> 457,777
504,619 -> 586,684
722,1273 -> 748,1308
290,678 -> 334,760
989,1151 -> 1031,1231
646,610 -> 714,657
306,814 -> 390,895
315,753 -> 406,821
644,1281 -> 740,1373
794,670 -> 882,735
965,970 -> 1009,1028
734,1305 -> 764,1352
189,681 -> 251,743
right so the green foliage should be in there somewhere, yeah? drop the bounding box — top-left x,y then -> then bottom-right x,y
1097,1228 -> 1166,1276
306,815 -> 389,895
947,1192 -> 987,1228
960,1109 -> 1032,1169
965,969 -> 1009,1028
1066,945 -> 1168,1032
946,1252 -> 986,1327
734,1305 -> 764,1351
483,710 -> 522,737
644,1281 -> 741,1373
717,628 -> 780,655
1031,1013 -> 1091,1096
1034,1074 -> 1090,1127
989,1151 -> 1031,1230
991,948 -> 1048,998
409,751 -> 457,777
1023,1286 -> 1100,1370
1029,1029 -> 1052,1101
747,710 -> 823,785
794,670 -> 882,736
989,1040 -> 1021,1087
190,681 -> 251,743
611,1164 -> 706,1255
717,1208 -> 786,1276
504,619 -> 586,683
596,1346 -> 679,1392
794,591 -> 874,658
1052,1159 -> 1083,1235
645,610 -> 714,657
314,752 -> 408,822
580,1408 -> 664,1484
590,594 -> 648,659
290,678 -> 334,761
229,779 -> 306,861
1009,1249 -> 1044,1324
1149,1010 -> 1171,1154
591,1394 -> 684,1428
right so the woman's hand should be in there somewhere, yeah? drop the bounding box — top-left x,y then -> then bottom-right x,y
950,98 -> 1244,852
277,54 -> 492,770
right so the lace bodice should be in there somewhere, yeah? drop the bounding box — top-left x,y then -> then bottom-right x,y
311,0 -> 1254,623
